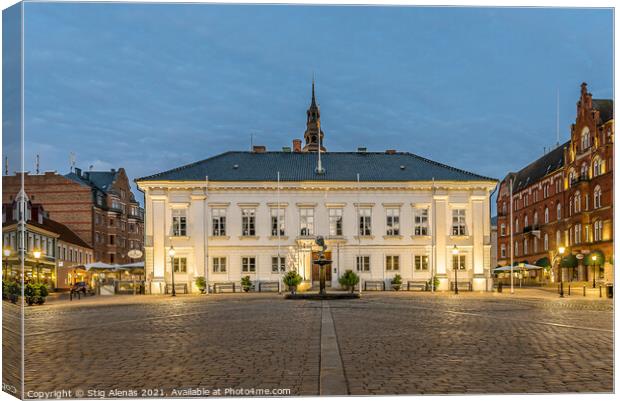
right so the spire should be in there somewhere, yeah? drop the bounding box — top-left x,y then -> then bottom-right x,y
303,78 -> 326,152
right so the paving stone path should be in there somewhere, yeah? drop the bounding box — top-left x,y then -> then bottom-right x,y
2,291 -> 613,398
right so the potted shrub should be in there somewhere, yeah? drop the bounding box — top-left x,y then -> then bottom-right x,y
24,283 -> 37,306
195,276 -> 207,294
283,270 -> 302,295
338,270 -> 360,293
8,281 -> 20,304
426,276 -> 440,291
241,276 -> 252,292
391,274 -> 402,291
36,284 -> 48,305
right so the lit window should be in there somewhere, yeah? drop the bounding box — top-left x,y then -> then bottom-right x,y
413,208 -> 429,236
270,208 -> 285,236
385,208 -> 400,236
594,186 -> 602,209
173,257 -> 187,273
212,208 -> 227,236
172,209 -> 187,236
299,208 -> 314,236
385,255 -> 400,271
452,254 -> 466,270
452,209 -> 466,236
414,255 -> 429,270
328,208 -> 343,236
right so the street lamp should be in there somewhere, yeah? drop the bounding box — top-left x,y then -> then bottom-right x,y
168,246 -> 176,297
33,249 -> 42,283
3,247 -> 11,281
591,254 -> 597,289
557,246 -> 565,298
452,245 -> 459,295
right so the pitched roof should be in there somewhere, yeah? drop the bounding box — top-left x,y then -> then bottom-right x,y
592,99 -> 613,124
65,170 -> 118,192
3,218 -> 92,249
512,142 -> 567,192
136,151 -> 497,183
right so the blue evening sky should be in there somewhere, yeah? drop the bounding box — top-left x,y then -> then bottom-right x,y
6,3 -> 615,209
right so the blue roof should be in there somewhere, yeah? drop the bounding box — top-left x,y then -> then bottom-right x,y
136,151 -> 496,183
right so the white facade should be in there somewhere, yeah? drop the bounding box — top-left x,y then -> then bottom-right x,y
137,179 -> 497,293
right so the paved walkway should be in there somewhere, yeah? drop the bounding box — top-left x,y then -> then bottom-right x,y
2,291 -> 613,397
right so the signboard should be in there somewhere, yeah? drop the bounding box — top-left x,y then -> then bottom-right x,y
128,249 -> 143,259
576,254 -> 584,260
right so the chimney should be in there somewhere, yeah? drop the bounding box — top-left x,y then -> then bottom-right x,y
385,149 -> 396,154
75,167 -> 82,177
357,147 -> 367,153
292,139 -> 302,153
252,145 -> 266,153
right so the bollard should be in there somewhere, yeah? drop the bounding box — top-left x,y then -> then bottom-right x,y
599,285 -> 602,298
568,284 -> 571,296
583,285 -> 586,296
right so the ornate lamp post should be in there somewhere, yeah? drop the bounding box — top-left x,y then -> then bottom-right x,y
591,254 -> 597,289
557,246 -> 565,298
452,245 -> 459,295
3,247 -> 11,281
168,246 -> 176,297
33,249 -> 42,283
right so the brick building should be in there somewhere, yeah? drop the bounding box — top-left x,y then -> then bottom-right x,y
2,167 -> 144,264
496,82 -> 613,288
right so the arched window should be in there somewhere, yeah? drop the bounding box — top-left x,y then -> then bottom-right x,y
515,218 -> 519,233
593,157 -> 601,177
594,220 -> 603,241
581,128 -> 590,151
544,207 -> 549,223
594,185 -> 602,209
556,230 -> 561,247
515,241 -> 519,256
574,191 -> 581,213
569,169 -> 576,185
533,211 -> 538,226
523,239 -> 528,255
581,163 -> 588,179
524,215 -> 529,228
544,233 -> 549,251
502,202 -> 506,215
556,203 -> 561,220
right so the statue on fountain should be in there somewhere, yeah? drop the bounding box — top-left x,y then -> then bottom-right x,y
314,236 -> 332,295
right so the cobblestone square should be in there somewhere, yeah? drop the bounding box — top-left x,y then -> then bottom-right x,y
2,291 -> 613,397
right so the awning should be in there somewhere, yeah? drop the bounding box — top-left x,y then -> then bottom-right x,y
493,264 -> 543,273
85,262 -> 118,271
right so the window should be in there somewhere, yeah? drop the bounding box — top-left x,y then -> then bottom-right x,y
213,257 -> 226,273
574,191 -> 581,213
452,254 -> 466,270
515,218 -> 519,233
556,203 -> 562,220
385,208 -> 400,236
533,212 -> 538,226
574,224 -> 582,244
212,208 -> 226,236
328,208 -> 343,236
452,209 -> 466,236
581,129 -> 590,151
556,230 -> 561,248
544,233 -> 549,251
594,186 -> 602,209
555,179 -> 561,194
593,158 -> 602,177
109,235 -> 115,245
413,208 -> 429,236
543,184 -> 549,198
172,209 -> 187,236
271,256 -> 286,273
270,208 -> 285,236
580,163 -> 588,179
523,239 -> 528,255
524,215 -> 529,228
544,207 -> 549,224
594,220 -> 603,241
356,255 -> 370,272
173,257 -> 187,273
299,208 -> 314,236
358,208 -> 372,236
515,241 -> 519,256
385,255 -> 400,271
500,224 -> 506,236
242,257 -> 256,273
500,244 -> 506,258
414,255 -> 429,270
502,202 -> 507,215
585,225 -> 590,243
241,208 -> 256,236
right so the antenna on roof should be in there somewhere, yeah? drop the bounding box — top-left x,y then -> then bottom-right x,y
556,88 -> 560,147
35,154 -> 40,174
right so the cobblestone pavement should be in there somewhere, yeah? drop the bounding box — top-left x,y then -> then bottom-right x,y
2,291 -> 613,397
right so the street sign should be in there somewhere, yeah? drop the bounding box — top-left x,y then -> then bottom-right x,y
128,249 -> 143,259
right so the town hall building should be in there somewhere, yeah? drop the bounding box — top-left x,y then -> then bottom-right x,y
136,83 -> 498,294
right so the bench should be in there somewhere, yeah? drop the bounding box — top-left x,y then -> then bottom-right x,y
259,281 -> 280,292
364,280 -> 385,291
213,282 -> 236,293
450,281 -> 472,291
407,281 -> 428,291
165,283 -> 188,294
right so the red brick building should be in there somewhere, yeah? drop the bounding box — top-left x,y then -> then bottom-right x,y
496,83 -> 613,288
2,167 -> 144,264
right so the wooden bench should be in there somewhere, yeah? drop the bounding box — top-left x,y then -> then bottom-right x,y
407,281 -> 428,291
258,281 -> 280,292
213,282 -> 236,293
450,281 -> 472,291
364,280 -> 385,291
165,283 -> 188,294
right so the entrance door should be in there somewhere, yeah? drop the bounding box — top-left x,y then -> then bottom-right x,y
312,251 -> 332,286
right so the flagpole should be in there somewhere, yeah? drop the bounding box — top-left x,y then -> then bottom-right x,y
277,171 -> 282,294
431,177 -> 436,292
357,173 -> 362,294
510,177 -> 514,294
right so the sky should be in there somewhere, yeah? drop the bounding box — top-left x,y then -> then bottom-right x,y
2,3 -> 614,211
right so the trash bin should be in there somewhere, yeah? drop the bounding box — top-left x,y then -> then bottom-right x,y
497,282 -> 503,293
606,284 -> 613,299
